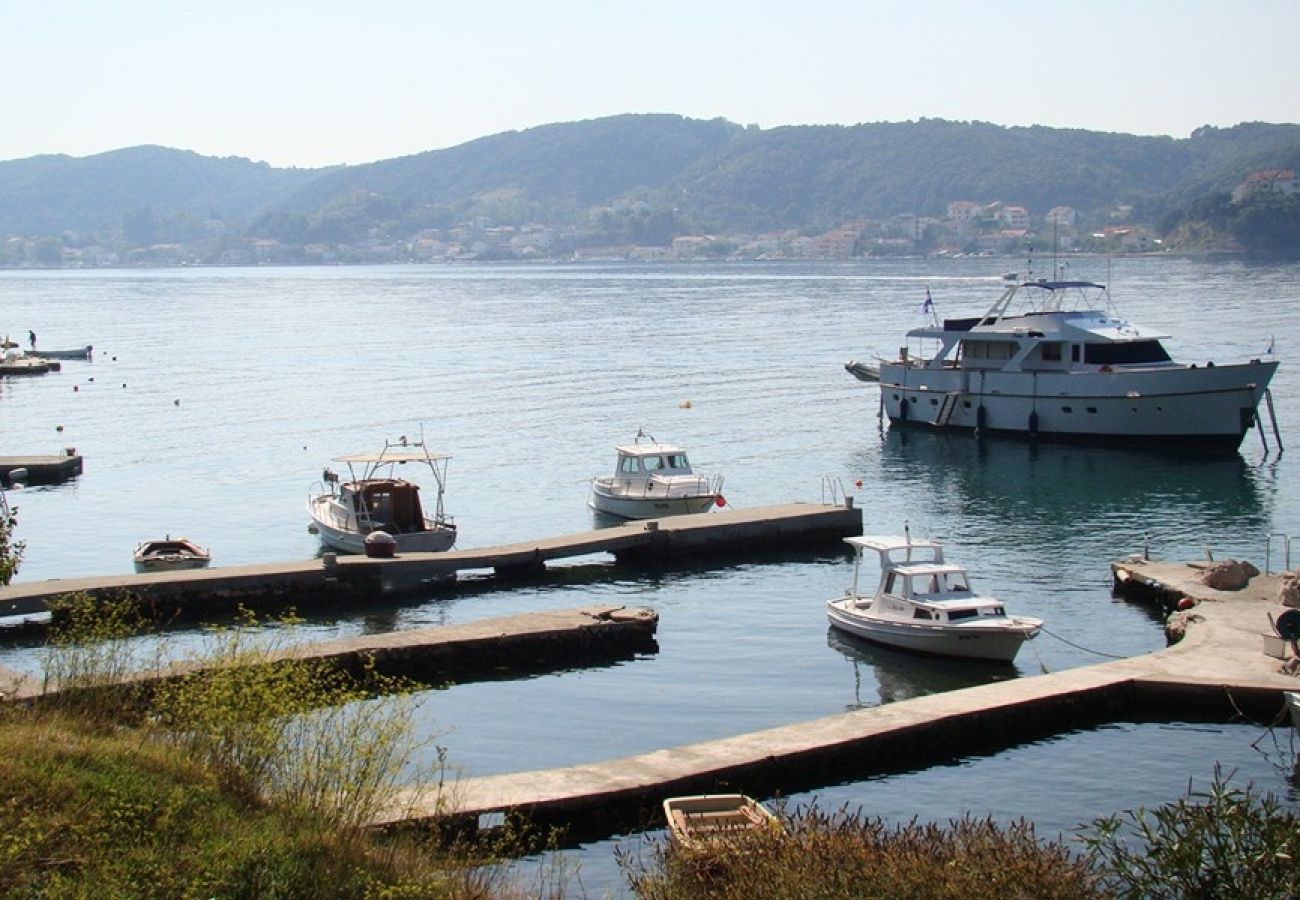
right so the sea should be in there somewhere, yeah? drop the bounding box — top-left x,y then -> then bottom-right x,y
2,256 -> 1298,896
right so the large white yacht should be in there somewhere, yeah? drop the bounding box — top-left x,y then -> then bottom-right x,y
847,276 -> 1279,453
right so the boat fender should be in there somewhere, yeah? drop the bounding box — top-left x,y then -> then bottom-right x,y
716,495 -> 726,507
976,405 -> 986,429
1028,411 -> 1039,434
899,398 -> 909,421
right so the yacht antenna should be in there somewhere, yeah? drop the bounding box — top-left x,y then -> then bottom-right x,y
1026,243 -> 1034,282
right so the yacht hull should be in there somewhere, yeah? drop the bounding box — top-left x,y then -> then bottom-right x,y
879,359 -> 1277,451
826,598 -> 1037,663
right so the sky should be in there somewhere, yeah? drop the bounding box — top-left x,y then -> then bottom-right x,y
3,0 -> 1299,169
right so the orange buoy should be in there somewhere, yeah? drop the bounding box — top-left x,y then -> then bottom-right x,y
855,479 -> 863,488
716,495 -> 727,508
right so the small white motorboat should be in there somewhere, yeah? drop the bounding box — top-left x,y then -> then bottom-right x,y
308,436 -> 456,555
826,527 -> 1042,663
1286,691 -> 1300,733
132,536 -> 211,572
662,794 -> 780,850
589,430 -> 724,520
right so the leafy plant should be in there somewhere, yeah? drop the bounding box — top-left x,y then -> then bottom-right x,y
1080,767 -> 1300,899
0,499 -> 23,586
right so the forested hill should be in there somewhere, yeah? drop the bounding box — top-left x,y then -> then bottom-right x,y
2,115 -> 1299,247
0,146 -> 321,238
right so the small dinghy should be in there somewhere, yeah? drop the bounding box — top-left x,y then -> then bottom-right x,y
662,794 -> 780,850
132,536 -> 211,572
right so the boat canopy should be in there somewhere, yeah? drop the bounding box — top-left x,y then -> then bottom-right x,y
334,450 -> 451,464
614,441 -> 686,457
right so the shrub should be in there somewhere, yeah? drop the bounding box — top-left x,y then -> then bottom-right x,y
620,803 -> 1103,899
1080,767 -> 1300,899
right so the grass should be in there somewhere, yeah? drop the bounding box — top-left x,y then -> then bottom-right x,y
2,594 -> 567,898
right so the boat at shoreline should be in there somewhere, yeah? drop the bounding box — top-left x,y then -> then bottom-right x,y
589,430 -> 724,520
826,530 -> 1042,663
132,536 -> 211,572
307,437 -> 457,555
848,276 -> 1280,453
662,794 -> 780,849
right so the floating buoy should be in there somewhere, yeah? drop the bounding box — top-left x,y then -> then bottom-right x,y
855,479 -> 863,488
122,383 -> 126,388
679,400 -> 692,409
88,377 -> 94,382
73,385 -> 78,392
56,425 -> 63,432
173,399 -> 180,406
715,495 -> 727,508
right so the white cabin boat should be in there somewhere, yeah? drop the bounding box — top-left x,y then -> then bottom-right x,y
589,431 -> 724,520
849,277 -> 1279,453
307,437 -> 456,555
662,794 -> 780,850
132,536 -> 211,572
827,531 -> 1041,663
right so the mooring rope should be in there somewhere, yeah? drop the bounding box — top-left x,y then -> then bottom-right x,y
1039,625 -> 1128,659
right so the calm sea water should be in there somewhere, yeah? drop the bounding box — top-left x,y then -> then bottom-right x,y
2,258 -> 1298,894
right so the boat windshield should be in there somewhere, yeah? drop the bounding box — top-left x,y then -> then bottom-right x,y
1084,340 -> 1171,365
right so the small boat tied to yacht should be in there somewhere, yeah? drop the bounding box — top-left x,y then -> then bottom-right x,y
847,275 -> 1281,453
308,436 -> 456,555
132,536 -> 211,573
827,527 -> 1042,663
589,429 -> 725,520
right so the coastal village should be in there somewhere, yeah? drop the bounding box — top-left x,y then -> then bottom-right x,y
6,168 -> 1294,269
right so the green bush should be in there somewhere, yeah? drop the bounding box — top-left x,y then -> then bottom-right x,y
1080,767 -> 1300,899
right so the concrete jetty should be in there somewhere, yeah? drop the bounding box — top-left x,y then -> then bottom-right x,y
0,501 -> 862,618
1,452 -> 84,486
0,605 -> 658,703
374,558 -> 1300,837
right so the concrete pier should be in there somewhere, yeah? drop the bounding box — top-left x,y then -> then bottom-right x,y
0,605 -> 658,703
1,453 -> 84,486
374,558 -> 1300,836
0,501 -> 861,618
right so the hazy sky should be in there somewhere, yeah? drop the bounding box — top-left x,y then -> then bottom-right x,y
3,1 -> 1298,169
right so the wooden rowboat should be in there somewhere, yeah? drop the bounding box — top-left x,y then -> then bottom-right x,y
662,794 -> 780,850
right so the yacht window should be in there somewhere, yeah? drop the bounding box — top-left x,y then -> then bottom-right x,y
913,609 -> 933,620
1085,341 -> 1172,365
1072,345 -> 1081,362
992,606 -> 1006,616
666,453 -> 689,469
962,340 -> 1018,360
1062,406 -> 1073,414
948,609 -> 979,621
1040,342 -> 1063,362
946,574 -> 969,591
619,457 -> 641,475
884,573 -> 896,594
643,456 -> 665,472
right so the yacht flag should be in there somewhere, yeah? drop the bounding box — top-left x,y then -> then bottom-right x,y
921,288 -> 933,314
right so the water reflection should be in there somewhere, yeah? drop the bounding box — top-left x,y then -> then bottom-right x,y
856,428 -> 1273,559
826,628 -> 1017,709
